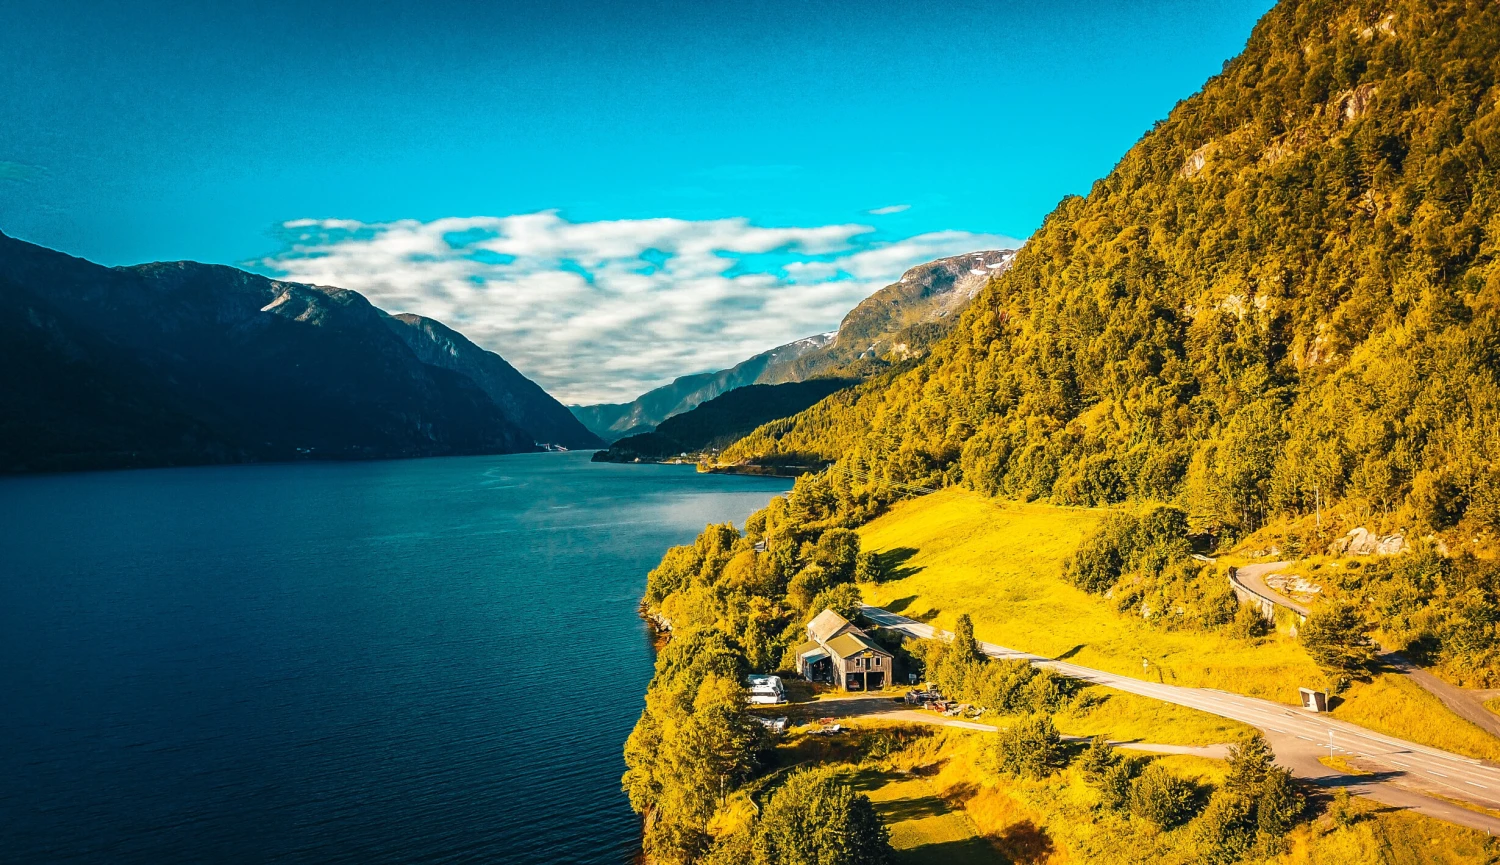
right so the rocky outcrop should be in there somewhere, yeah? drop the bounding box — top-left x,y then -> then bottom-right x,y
1328,527 -> 1408,556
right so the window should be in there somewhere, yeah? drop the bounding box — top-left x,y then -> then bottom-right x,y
874,657 -> 882,667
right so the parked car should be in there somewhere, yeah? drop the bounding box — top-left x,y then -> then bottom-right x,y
746,673 -> 787,705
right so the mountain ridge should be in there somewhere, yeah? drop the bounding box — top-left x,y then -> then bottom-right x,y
0,230 -> 599,471
570,249 -> 1015,442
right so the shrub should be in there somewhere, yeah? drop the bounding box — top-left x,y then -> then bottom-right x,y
992,714 -> 1067,779
1077,735 -> 1120,783
1128,762 -> 1197,828
1227,601 -> 1272,639
1098,761 -> 1136,812
1190,790 -> 1256,863
1326,786 -> 1356,828
1066,514 -> 1135,593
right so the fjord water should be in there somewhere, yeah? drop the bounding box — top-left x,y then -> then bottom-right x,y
0,452 -> 791,864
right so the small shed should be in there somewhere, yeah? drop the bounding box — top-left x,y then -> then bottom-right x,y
1298,687 -> 1328,713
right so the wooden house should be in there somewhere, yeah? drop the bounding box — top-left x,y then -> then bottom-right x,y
794,609 -> 895,691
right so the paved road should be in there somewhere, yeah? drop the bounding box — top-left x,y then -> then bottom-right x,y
1231,561 -> 1310,616
862,604 -> 1500,834
1232,563 -> 1500,741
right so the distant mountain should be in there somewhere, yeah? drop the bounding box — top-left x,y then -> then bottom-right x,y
569,333 -> 835,442
570,249 -> 1015,442
384,315 -> 602,450
0,231 -> 599,472
591,379 -> 855,464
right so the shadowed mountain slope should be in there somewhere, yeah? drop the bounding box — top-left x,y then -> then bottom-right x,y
591,378 -> 855,464
0,231 -> 594,471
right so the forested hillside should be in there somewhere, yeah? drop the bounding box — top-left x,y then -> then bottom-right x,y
725,0 -> 1500,540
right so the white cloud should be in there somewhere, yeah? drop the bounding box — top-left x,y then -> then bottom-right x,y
867,204 -> 911,215
257,211 -> 1020,404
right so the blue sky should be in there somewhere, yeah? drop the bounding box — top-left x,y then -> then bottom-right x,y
1,0 -> 1274,402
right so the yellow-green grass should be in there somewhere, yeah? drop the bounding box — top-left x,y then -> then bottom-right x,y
857,489 -> 1500,761
857,489 -> 1325,703
1283,796 -> 1497,864
1054,686 -> 1254,747
1331,673 -> 1500,761
852,768 -> 1003,865
1317,755 -> 1374,776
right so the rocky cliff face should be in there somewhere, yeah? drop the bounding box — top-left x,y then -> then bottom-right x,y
385,314 -> 603,449
570,249 -> 1015,442
0,231 -> 584,471
771,249 -> 1016,381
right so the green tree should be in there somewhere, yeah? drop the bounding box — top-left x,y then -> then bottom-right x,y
992,714 -> 1067,779
1224,733 -> 1277,795
951,613 -> 982,662
1128,762 -> 1197,828
1218,732 -> 1304,855
1300,600 -> 1376,675
812,528 -> 862,583
753,768 -> 892,865
1078,735 -> 1120,782
1190,791 -> 1256,864
854,550 -> 883,584
807,583 -> 864,622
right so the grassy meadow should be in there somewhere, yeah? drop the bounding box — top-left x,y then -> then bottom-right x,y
856,489 -> 1325,701
855,489 -> 1500,760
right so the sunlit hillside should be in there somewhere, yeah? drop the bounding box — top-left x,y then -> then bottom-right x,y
856,489 -> 1500,760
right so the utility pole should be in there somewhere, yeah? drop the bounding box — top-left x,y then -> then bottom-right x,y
1328,731 -> 1335,762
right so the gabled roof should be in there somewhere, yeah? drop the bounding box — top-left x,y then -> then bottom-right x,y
793,639 -> 823,657
808,608 -> 853,643
825,631 -> 891,660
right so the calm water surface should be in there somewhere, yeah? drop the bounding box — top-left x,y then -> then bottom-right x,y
0,452 -> 791,864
